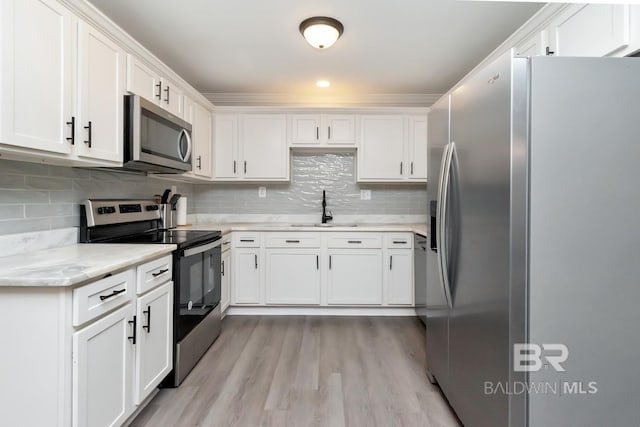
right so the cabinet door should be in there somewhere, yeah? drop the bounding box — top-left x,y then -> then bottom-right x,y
214,115 -> 239,179
549,4 -> 630,57
233,249 -> 260,304
386,249 -> 413,305
135,282 -> 173,404
325,114 -> 355,145
192,103 -> 213,178
221,250 -> 231,311
408,116 -> 427,180
358,115 -> 405,181
159,76 -> 184,118
290,115 -> 321,146
241,115 -> 288,180
126,54 -> 160,103
516,30 -> 548,57
73,303 -> 134,427
76,21 -> 125,163
265,249 -> 321,305
327,249 -> 383,305
1,0 -> 75,154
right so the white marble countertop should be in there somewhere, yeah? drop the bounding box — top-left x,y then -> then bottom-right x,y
0,244 -> 176,288
180,223 -> 428,236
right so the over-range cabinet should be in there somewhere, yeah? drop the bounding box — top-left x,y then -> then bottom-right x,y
426,52 -> 640,427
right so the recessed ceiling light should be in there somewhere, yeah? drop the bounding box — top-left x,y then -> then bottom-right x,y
299,17 -> 344,50
316,80 -> 331,88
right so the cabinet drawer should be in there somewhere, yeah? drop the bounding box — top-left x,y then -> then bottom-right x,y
233,232 -> 261,247
137,255 -> 173,295
264,233 -> 321,248
327,233 -> 382,249
73,269 -> 135,326
384,233 -> 413,249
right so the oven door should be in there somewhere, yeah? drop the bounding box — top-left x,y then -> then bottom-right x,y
176,239 -> 221,341
125,95 -> 193,173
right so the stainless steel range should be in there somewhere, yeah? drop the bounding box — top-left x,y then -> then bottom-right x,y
80,199 -> 222,387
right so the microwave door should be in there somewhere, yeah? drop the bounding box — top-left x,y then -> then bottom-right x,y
126,95 -> 192,173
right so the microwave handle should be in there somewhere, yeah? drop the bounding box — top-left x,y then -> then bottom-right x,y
177,129 -> 192,162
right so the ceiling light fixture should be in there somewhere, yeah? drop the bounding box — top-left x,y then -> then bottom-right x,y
299,16 -> 344,50
316,80 -> 331,88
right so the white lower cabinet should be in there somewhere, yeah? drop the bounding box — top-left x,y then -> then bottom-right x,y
386,249 -> 414,305
265,249 -> 321,305
72,303 -> 135,427
233,248 -> 260,304
327,249 -> 383,305
135,282 -> 173,404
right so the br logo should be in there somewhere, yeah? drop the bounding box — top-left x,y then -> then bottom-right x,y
514,344 -> 569,372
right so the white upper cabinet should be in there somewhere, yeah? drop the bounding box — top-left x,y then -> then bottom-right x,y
126,54 -> 184,119
1,0 -> 75,155
1,0 -> 125,165
214,114 -> 289,181
516,29 -> 549,57
214,115 -> 240,179
126,54 -> 161,105
548,4 -> 630,57
290,114 -> 355,147
76,21 -> 125,163
408,115 -> 428,180
357,115 -> 406,181
357,114 -> 428,183
241,115 -> 288,180
190,101 -> 213,178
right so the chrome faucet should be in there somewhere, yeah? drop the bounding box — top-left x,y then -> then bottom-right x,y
322,190 -> 333,224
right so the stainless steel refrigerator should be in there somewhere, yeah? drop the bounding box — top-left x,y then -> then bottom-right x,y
426,51 -> 640,427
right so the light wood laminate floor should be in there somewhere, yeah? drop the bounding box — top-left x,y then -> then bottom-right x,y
130,316 -> 461,427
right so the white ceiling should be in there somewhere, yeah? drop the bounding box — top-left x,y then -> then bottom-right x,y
88,0 -> 542,105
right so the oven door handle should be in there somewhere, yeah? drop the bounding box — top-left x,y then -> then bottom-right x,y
183,239 -> 222,257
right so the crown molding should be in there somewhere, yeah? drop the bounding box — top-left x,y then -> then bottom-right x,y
203,93 -> 443,108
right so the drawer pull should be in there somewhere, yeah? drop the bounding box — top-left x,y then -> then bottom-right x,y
348,240 -> 362,244
285,240 -> 300,243
152,268 -> 169,277
99,288 -> 126,301
222,241 -> 231,246
393,240 -> 407,244
143,306 -> 152,333
240,239 -> 255,242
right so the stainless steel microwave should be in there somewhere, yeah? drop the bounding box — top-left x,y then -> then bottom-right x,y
124,95 -> 192,173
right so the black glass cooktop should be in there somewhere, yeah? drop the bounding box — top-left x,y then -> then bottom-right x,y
105,229 -> 221,248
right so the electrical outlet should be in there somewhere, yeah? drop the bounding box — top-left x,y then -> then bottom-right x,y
360,189 -> 371,200
258,186 -> 267,198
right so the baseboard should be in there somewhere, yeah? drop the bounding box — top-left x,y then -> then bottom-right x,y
225,306 -> 417,316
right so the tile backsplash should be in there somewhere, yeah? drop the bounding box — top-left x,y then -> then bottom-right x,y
0,154 -> 427,237
0,160 -> 193,235
192,153 -> 427,217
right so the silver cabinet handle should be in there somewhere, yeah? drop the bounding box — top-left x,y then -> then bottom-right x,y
437,142 -> 455,309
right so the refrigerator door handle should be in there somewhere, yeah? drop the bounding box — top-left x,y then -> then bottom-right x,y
437,141 -> 455,308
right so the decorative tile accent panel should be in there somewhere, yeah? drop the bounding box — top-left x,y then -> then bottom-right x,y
0,160 -> 193,236
192,153 -> 427,217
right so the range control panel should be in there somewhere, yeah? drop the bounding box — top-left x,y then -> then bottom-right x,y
83,200 -> 161,227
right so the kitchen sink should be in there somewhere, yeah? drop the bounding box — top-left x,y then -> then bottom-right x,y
289,223 -> 358,228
